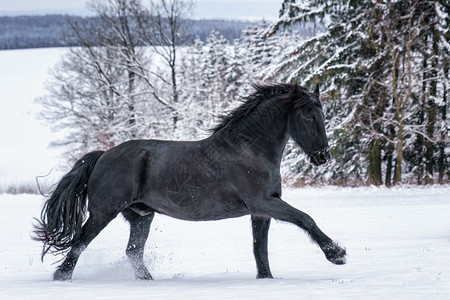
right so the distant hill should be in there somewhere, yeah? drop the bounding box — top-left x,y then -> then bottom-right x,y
0,15 -> 254,50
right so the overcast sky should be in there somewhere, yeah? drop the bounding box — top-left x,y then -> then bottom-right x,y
0,0 -> 281,20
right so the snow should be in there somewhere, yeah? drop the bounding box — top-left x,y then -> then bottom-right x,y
0,44 -> 449,299
1,186 -> 449,299
0,48 -> 66,184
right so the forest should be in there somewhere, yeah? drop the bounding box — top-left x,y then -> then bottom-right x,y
35,0 -> 449,186
0,14 -> 251,49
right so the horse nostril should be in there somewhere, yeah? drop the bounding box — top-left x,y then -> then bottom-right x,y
324,149 -> 331,160
319,149 -> 330,163
311,148 -> 330,166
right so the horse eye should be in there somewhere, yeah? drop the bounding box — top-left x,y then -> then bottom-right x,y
304,116 -> 314,123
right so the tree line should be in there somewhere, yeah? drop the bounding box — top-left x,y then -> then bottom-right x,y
37,0 -> 449,186
0,14 -> 250,50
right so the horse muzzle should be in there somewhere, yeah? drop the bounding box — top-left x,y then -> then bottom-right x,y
310,148 -> 331,166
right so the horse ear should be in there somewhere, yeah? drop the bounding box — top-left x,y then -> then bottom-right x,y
294,83 -> 302,97
314,84 -> 320,96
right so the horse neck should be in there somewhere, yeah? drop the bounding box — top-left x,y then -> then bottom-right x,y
213,97 -> 291,166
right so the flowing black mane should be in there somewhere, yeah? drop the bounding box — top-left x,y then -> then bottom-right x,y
212,83 -> 321,134
212,83 -> 294,134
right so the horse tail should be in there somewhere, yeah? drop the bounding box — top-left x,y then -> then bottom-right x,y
33,150 -> 104,260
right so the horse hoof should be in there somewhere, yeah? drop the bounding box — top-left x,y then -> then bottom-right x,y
323,242 -> 347,265
330,256 -> 347,265
136,274 -> 153,280
53,269 -> 72,281
135,269 -> 153,280
256,272 -> 274,279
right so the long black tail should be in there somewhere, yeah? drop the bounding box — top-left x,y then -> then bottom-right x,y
33,151 -> 104,259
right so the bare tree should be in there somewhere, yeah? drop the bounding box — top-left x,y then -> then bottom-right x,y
37,0 -> 172,163
130,0 -> 193,126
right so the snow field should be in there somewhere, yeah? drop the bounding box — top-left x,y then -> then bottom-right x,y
0,48 -> 66,184
0,186 -> 449,299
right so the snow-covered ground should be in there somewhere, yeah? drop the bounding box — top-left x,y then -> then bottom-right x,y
1,46 -> 449,299
1,186 -> 449,299
0,48 -> 66,185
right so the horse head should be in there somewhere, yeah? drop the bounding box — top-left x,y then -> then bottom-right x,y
288,84 -> 331,166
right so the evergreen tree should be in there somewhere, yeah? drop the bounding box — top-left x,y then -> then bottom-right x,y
177,30 -> 237,136
268,0 -> 449,185
241,20 -> 286,81
267,0 -> 371,185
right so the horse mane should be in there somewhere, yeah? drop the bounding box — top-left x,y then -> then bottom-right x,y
212,83 -> 297,134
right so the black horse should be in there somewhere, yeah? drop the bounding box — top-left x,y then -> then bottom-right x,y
34,83 -> 346,281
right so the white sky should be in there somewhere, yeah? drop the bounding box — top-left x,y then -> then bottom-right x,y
0,0 -> 281,20
0,0 -> 87,11
0,0 -> 279,10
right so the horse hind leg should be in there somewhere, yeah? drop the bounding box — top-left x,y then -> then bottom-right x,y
122,207 -> 155,280
53,211 -> 118,281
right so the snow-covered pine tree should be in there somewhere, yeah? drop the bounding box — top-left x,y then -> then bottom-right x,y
265,0 -> 370,185
240,24 -> 262,79
177,30 -> 239,137
226,39 -> 252,99
177,38 -> 211,137
240,20 -> 286,82
403,0 -> 450,184
369,0 -> 449,185
266,0 -> 449,186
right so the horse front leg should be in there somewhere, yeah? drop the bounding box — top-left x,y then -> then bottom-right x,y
252,196 -> 346,265
251,215 -> 273,279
